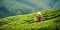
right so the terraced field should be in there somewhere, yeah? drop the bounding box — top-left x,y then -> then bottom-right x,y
0,9 -> 60,30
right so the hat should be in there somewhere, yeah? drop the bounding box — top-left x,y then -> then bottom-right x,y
37,12 -> 41,14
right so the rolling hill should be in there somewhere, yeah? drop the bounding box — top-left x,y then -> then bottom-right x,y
0,0 -> 60,18
0,9 -> 60,30
0,0 -> 37,18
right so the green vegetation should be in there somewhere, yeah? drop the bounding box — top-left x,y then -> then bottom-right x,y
0,0 -> 37,18
0,9 -> 60,30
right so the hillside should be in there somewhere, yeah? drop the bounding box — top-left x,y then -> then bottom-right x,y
0,9 -> 60,30
0,0 -> 37,18
0,0 -> 60,18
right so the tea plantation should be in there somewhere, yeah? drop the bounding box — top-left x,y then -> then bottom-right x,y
0,9 -> 60,30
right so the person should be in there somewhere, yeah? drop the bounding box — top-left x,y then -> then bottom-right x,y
34,12 -> 43,22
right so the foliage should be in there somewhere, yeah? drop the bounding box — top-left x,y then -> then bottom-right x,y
0,9 -> 60,30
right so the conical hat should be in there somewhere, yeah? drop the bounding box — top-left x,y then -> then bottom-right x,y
37,12 -> 41,14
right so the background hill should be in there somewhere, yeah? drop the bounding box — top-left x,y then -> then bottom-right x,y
0,0 -> 60,18
0,0 -> 36,18
0,9 -> 60,30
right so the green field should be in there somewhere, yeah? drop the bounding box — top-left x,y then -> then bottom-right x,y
0,9 -> 60,30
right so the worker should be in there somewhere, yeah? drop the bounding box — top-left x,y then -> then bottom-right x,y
34,12 -> 43,22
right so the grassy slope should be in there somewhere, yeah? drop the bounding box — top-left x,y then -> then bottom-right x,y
0,9 -> 60,30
